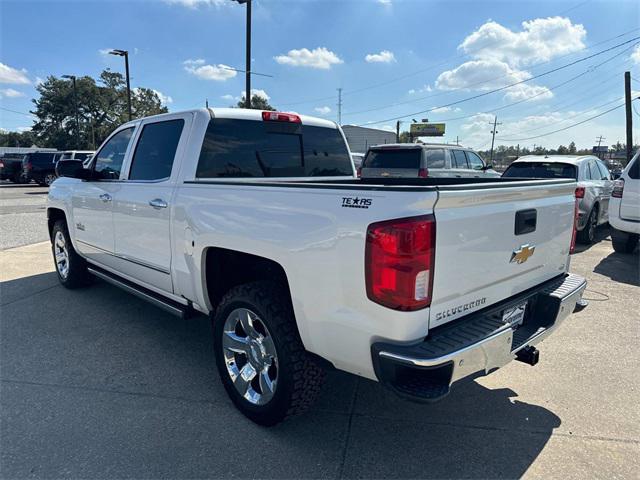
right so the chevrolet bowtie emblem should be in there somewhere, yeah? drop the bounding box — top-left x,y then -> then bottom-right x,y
511,244 -> 535,264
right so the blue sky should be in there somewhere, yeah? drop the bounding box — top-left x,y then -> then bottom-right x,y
1,0 -> 639,149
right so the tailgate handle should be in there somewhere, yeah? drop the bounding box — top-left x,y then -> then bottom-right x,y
515,209 -> 537,235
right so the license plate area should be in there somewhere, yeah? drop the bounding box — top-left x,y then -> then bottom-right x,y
502,301 -> 527,328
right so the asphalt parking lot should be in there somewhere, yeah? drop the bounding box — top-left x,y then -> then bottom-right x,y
0,182 -> 49,250
1,183 -> 638,479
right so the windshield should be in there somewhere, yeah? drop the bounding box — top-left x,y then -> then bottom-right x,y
362,149 -> 421,169
502,162 -> 577,179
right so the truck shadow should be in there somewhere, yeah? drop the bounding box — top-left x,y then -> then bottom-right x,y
1,272 -> 560,479
593,249 -> 640,286
573,225 -> 610,254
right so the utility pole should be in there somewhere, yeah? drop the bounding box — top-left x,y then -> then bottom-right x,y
337,88 -> 342,125
624,71 -> 633,163
396,120 -> 401,142
245,0 -> 252,108
489,115 -> 502,165
456,135 -> 459,146
595,135 -> 606,159
205,98 -> 209,108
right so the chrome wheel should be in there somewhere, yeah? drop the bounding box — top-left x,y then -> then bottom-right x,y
54,231 -> 69,279
222,308 -> 278,405
45,174 -> 56,186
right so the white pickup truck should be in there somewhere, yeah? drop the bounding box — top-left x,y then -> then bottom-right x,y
49,108 -> 587,425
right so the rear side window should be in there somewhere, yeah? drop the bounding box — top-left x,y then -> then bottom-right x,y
31,153 -> 56,165
75,153 -> 90,161
129,119 -> 184,181
94,128 -> 134,180
502,162 -> 577,179
628,157 -> 639,179
196,119 -> 352,178
363,149 -> 421,169
424,149 -> 445,168
451,150 -> 468,169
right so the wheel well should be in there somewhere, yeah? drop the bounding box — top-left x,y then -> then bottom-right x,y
204,247 -> 292,311
47,208 -> 66,240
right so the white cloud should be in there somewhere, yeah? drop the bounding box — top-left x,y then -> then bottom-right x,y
0,63 -> 30,85
274,47 -> 343,70
459,17 -> 586,67
35,77 -> 44,86
184,59 -> 237,81
0,88 -> 26,98
153,89 -> 173,105
314,106 -> 331,115
430,106 -> 462,114
377,0 -> 392,5
221,94 -> 236,101
379,124 -> 396,132
365,50 -> 396,63
631,45 -> 640,64
98,48 -> 114,56
503,83 -> 553,102
242,89 -> 270,101
408,84 -> 432,95
165,0 -> 226,7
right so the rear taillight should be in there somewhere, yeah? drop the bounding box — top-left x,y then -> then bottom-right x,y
418,168 -> 429,178
356,167 -> 362,178
612,179 -> 625,198
365,215 -> 435,311
24,161 -> 32,171
0,161 -> 4,168
570,193 -> 579,254
262,111 -> 301,123
575,186 -> 585,198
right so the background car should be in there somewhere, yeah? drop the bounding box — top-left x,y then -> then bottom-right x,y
358,143 -> 500,179
22,151 -> 60,186
0,153 -> 30,183
609,151 -> 639,253
56,150 -> 95,172
351,152 -> 365,170
502,155 -> 613,244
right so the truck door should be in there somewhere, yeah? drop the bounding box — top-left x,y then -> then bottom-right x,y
72,127 -> 135,266
112,113 -> 190,292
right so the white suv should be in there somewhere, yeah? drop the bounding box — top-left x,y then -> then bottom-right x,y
610,151 -> 639,253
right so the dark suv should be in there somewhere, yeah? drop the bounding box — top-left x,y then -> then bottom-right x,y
23,151 -> 61,186
0,153 -> 29,183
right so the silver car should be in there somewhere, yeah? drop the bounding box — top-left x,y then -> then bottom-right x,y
358,143 -> 500,179
503,155 -> 613,244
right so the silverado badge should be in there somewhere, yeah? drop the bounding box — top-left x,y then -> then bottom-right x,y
510,244 -> 535,264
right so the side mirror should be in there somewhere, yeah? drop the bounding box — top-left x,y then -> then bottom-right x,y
56,160 -> 91,180
482,164 -> 493,171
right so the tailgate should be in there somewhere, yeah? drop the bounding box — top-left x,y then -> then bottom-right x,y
429,180 -> 576,328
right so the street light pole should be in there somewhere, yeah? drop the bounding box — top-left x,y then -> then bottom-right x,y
62,75 -> 80,148
109,49 -> 132,120
234,0 -> 252,109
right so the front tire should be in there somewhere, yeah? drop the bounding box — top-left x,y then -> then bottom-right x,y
213,281 -> 325,426
611,227 -> 638,254
44,173 -> 57,186
51,220 -> 92,288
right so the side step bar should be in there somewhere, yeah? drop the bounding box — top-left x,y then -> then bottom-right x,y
87,266 -> 190,319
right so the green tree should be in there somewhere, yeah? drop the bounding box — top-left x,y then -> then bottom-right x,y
236,94 -> 275,111
557,145 -> 569,154
30,70 -> 168,150
568,141 -> 576,154
398,131 -> 411,143
0,130 -> 37,147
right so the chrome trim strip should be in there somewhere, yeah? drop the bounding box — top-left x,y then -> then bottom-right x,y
76,239 -> 170,274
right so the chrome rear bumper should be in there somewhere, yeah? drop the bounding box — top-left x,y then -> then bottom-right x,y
371,273 -> 587,402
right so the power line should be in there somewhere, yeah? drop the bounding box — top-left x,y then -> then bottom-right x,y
497,102 -> 629,142
359,36 -> 640,126
0,107 -> 36,118
277,26 -> 640,109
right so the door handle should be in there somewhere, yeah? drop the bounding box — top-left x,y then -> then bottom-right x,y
99,193 -> 112,203
149,198 -> 168,209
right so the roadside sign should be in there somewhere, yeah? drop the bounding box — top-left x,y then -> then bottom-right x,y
410,123 -> 445,137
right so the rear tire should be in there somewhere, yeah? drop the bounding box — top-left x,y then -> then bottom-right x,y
212,281 -> 325,426
611,227 -> 638,254
44,173 -> 57,186
51,220 -> 92,288
577,207 -> 598,244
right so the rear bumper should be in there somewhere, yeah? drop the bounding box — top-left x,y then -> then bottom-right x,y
371,273 -> 587,402
610,214 -> 640,235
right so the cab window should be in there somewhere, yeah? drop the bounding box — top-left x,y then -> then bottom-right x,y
424,149 -> 445,168
93,128 -> 134,180
128,119 -> 184,181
